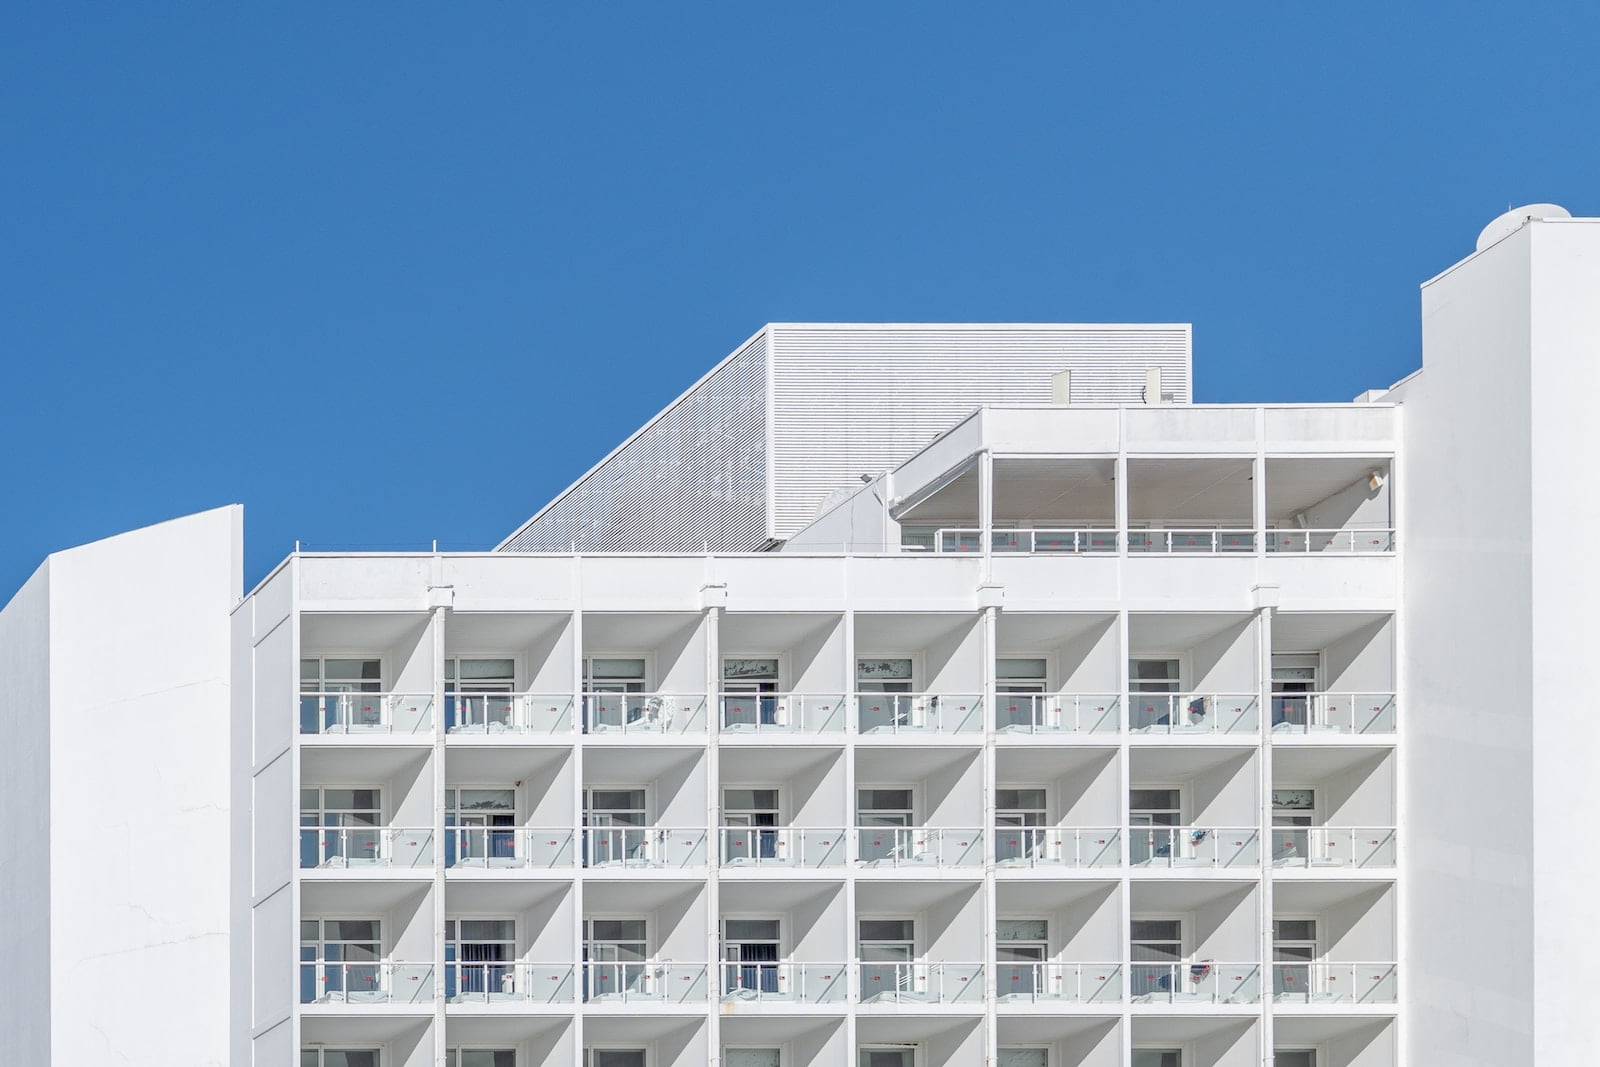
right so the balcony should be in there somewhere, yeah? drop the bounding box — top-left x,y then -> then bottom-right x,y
444,962 -> 577,1004
300,961 -> 434,1005
1271,962 -> 1398,1005
857,962 -> 984,1005
718,962 -> 850,1004
719,826 -> 849,868
1130,962 -> 1261,1004
1129,694 -> 1259,734
443,827 -> 576,870
856,693 -> 984,735
583,962 -> 710,1004
855,827 -> 984,868
993,827 -> 1121,869
918,527 -> 1396,556
582,694 -> 708,734
445,693 -> 575,735
995,693 -> 1121,734
300,692 -> 434,735
582,827 -> 709,868
300,827 -> 434,870
995,962 -> 1122,1004
718,693 -> 847,733
1130,827 -> 1261,869
1271,827 -> 1397,869
1272,692 -> 1397,735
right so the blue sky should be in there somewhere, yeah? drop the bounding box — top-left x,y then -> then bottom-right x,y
2,3 -> 1594,600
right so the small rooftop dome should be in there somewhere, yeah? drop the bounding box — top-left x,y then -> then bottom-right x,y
1476,203 -> 1572,251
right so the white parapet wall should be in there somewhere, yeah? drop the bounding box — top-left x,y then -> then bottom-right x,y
0,505 -> 242,1067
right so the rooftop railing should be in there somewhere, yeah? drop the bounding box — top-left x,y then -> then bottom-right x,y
855,826 -> 984,868
995,693 -> 1120,734
719,826 -> 848,868
300,961 -> 434,1005
1272,693 -> 1396,734
300,827 -> 434,870
1130,826 -> 1261,869
583,693 -> 707,734
1271,827 -> 1397,869
994,827 -> 1121,868
856,693 -> 983,734
445,827 -> 576,870
1129,693 -> 1259,734
995,962 -> 1123,1003
1130,962 -> 1261,1004
1271,962 -> 1398,1004
300,692 -> 434,735
719,693 -> 847,733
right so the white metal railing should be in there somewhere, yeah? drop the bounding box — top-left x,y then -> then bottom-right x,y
1271,827 -> 1397,868
299,692 -> 434,735
719,693 -> 847,733
445,827 -> 575,869
931,528 -> 1119,554
445,962 -> 576,1003
855,693 -> 983,734
1127,529 -> 1258,553
1130,962 -> 1261,1003
300,827 -> 434,869
583,693 -> 707,734
994,827 -> 1121,868
1271,962 -> 1398,1004
995,962 -> 1122,1003
856,962 -> 984,1004
583,962 -> 709,1003
301,961 -> 434,1004
446,693 -> 575,734
719,962 -> 850,1004
995,693 -> 1121,733
1272,692 -> 1396,734
855,826 -> 984,867
1130,826 -> 1261,868
1129,693 -> 1259,733
1267,529 -> 1396,553
582,827 -> 708,868
720,826 -> 848,868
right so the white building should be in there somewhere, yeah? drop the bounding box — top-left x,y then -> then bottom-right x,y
1,205 -> 1595,1067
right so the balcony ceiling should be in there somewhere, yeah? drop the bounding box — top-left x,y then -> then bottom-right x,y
1128,612 -> 1252,651
855,746 -> 976,781
717,745 -> 839,781
855,879 -> 978,912
301,1017 -> 430,1045
1131,880 -> 1253,913
446,611 -> 568,651
855,611 -> 975,650
1272,611 -> 1391,650
721,1017 -> 845,1044
1273,1016 -> 1394,1044
1127,458 -> 1252,522
583,611 -> 701,649
996,1016 -> 1119,1043
446,745 -> 568,782
996,745 -> 1114,780
302,879 -> 426,914
1129,746 -> 1254,779
302,612 -> 428,650
582,745 -> 699,783
720,879 -> 842,913
720,611 -> 839,651
1265,457 -> 1390,519
996,612 -> 1116,648
1273,746 -> 1389,781
1274,880 -> 1393,913
583,879 -> 699,912
302,745 -> 425,782
1132,1016 -> 1255,1044
996,879 -> 1117,913
446,878 -> 567,913
444,1016 -> 571,1044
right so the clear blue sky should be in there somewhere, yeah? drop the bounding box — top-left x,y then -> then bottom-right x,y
2,3 -> 1594,600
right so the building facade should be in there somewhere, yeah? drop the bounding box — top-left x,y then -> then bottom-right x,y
2,206 -> 1596,1067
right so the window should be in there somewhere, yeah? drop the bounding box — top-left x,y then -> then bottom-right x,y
300,787 -> 381,868
997,918 -> 1048,995
450,1051 -> 516,1067
1130,919 -> 1182,996
1271,789 -> 1316,863
300,657 -> 381,732
859,1048 -> 915,1067
446,919 -> 516,998
584,788 -> 646,865
998,1052 -> 1048,1067
587,1052 -> 646,1067
1132,1053 -> 1181,1067
857,788 -> 913,863
996,658 -> 1047,729
857,658 -> 913,692
857,658 -> 915,730
723,788 -> 780,861
1271,654 -> 1318,728
446,787 -> 516,867
300,919 -> 380,1004
1273,919 -> 1318,997
722,918 -> 781,993
1129,788 -> 1181,863
859,919 -> 915,995
584,658 -> 648,729
302,1052 -> 380,1067
445,657 -> 515,731
723,657 -> 780,726
1275,1052 -> 1316,1067
585,919 -> 647,1000
725,1052 -> 781,1067
584,657 -> 646,692
1129,658 -> 1180,728
995,788 -> 1048,862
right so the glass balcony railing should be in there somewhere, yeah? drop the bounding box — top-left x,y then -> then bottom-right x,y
300,961 -> 434,1004
856,693 -> 983,734
994,827 -> 1121,868
995,962 -> 1122,1003
719,693 -> 847,733
855,826 -> 984,868
1128,529 -> 1258,553
300,827 -> 434,870
1270,962 -> 1398,1004
299,692 -> 434,735
1130,827 -> 1261,868
446,694 -> 575,735
1271,692 -> 1396,734
995,693 -> 1121,734
1129,693 -> 1259,733
719,826 -> 848,868
582,962 -> 710,1004
444,827 -> 576,869
719,962 -> 850,1004
445,962 -> 576,1004
583,694 -> 707,734
1267,529 -> 1396,554
1130,962 -> 1261,1003
857,962 -> 984,1004
582,827 -> 708,868
919,527 -> 1396,555
1271,827 -> 1396,868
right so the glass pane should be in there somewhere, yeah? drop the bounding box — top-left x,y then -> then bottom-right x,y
461,658 -> 516,680
857,658 -> 913,680
724,789 -> 778,810
996,658 -> 1047,679
300,659 -> 319,682
327,1054 -> 379,1067
996,789 -> 1046,810
589,658 -> 645,679
1132,1053 -> 1181,1067
302,1052 -> 320,1067
1275,919 -> 1317,941
1130,789 -> 1180,811
860,1052 -> 913,1067
1131,659 -> 1179,681
591,919 -> 647,941
999,1051 -> 1049,1067
589,790 -> 645,811
459,789 -> 515,811
1131,919 -> 1182,941
593,1053 -> 647,1067
323,789 -> 380,811
859,919 -> 914,941
724,658 -> 779,679
324,659 -> 382,681
328,920 -> 379,942
858,789 -> 912,811
460,919 -> 515,941
1271,790 -> 1315,810
725,920 -> 780,941
997,919 -> 1047,941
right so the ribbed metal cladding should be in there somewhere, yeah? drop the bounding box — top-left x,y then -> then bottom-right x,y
500,331 -> 769,552
767,324 -> 1190,538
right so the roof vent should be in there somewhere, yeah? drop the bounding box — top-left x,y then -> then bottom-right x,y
1475,203 -> 1571,251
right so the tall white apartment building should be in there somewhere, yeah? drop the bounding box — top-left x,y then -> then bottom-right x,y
2,205 -> 1597,1067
